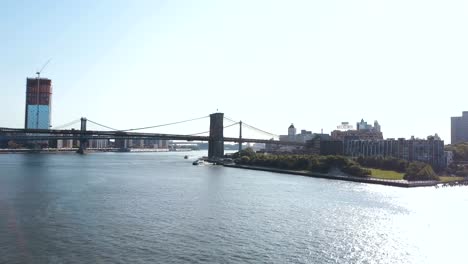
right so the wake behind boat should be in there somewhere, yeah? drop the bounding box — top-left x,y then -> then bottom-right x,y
192,159 -> 204,165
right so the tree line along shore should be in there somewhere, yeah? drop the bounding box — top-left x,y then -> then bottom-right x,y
227,148 -> 466,183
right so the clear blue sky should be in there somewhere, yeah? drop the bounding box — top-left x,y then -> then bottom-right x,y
1,0 -> 467,142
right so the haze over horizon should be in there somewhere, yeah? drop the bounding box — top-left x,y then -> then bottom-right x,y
1,0 -> 467,143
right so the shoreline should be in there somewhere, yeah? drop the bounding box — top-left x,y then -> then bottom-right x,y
0,148 -> 193,154
223,164 -> 439,188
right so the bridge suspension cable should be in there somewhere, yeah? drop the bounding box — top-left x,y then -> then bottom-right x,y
83,115 -> 209,132
223,122 -> 240,130
187,122 -> 240,136
224,116 -> 278,138
243,122 -> 278,138
223,116 -> 237,123
188,131 -> 210,136
87,119 -> 119,131
119,115 -> 209,132
51,119 -> 81,130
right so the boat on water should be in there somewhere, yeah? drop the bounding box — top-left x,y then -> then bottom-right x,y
192,159 -> 205,165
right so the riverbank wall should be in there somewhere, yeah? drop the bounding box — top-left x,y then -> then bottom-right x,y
224,164 -> 438,188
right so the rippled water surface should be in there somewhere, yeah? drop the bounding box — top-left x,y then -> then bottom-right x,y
1,152 -> 467,263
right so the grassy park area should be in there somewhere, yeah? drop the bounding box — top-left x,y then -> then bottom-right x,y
370,168 -> 465,183
369,168 -> 404,180
439,176 -> 465,183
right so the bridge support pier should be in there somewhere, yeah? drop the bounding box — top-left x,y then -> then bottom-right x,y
77,117 -> 87,154
208,113 -> 224,160
238,121 -> 242,153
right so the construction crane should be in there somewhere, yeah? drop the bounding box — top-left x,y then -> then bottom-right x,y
35,59 -> 51,129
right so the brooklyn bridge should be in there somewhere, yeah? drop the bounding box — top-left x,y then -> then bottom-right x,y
0,113 -> 305,159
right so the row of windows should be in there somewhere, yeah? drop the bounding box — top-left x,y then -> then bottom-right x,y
26,94 -> 51,105
26,86 -> 52,93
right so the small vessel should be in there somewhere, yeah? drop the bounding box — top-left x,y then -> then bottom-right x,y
184,155 -> 188,159
192,159 -> 204,165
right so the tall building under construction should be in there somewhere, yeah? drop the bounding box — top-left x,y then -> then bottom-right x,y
25,78 -> 52,129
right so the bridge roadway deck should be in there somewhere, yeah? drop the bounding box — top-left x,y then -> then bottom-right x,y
0,128 -> 305,146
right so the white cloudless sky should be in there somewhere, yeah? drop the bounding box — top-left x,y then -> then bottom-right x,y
1,0 -> 467,142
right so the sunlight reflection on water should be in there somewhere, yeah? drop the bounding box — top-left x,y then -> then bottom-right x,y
0,152 -> 467,263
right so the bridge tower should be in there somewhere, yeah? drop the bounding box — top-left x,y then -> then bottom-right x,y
238,121 -> 242,153
77,117 -> 87,154
208,112 -> 224,159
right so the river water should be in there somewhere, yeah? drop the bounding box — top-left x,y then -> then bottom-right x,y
0,151 -> 467,264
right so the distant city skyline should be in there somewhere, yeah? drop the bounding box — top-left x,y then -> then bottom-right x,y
451,111 -> 468,144
2,0 -> 468,143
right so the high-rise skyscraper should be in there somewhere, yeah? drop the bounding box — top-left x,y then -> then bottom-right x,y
451,111 -> 468,144
25,78 -> 52,129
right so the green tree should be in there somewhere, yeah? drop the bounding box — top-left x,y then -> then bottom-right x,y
240,156 -> 251,164
235,153 -> 371,177
404,162 -> 439,181
445,143 -> 468,162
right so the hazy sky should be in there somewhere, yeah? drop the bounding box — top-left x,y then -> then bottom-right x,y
1,0 -> 467,142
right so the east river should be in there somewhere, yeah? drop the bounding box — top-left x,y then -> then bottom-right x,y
0,151 -> 467,263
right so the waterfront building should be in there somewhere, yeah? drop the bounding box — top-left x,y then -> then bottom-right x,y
265,139 -> 280,152
114,138 -> 169,149
444,151 -> 454,167
345,135 -> 446,169
305,138 -> 344,155
279,124 -> 298,142
279,124 -> 316,144
0,139 -> 7,149
356,119 -> 381,132
271,124 -> 318,153
332,119 -> 382,141
356,119 -> 371,131
88,139 -> 109,149
25,78 -> 52,129
250,143 -> 265,151
276,124 -> 304,152
373,121 -> 381,133
160,140 -> 168,149
288,124 -> 296,138
0,132 -> 16,149
331,130 -> 383,141
295,130 -> 314,143
266,124 -> 331,154
57,137 -> 73,149
143,139 -> 168,148
114,138 -> 126,149
125,139 -> 135,148
451,111 -> 468,144
134,139 -> 145,148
